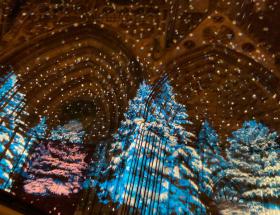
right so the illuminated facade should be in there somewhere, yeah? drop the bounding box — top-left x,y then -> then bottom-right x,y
0,0 -> 280,214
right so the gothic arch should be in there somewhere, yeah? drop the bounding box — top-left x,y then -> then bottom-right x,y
161,44 -> 280,137
0,24 -> 146,140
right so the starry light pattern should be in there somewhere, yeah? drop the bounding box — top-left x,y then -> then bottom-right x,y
0,0 -> 279,215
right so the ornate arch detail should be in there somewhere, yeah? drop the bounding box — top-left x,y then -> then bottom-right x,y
0,24 -> 146,140
161,44 -> 280,137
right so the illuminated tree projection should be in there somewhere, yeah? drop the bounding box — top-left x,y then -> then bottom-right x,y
96,81 -> 212,214
0,73 -> 280,214
50,120 -> 85,144
224,120 -> 280,212
196,121 -> 227,200
83,141 -> 109,189
23,121 -> 87,196
0,72 -> 47,191
152,82 -> 212,214
97,82 -> 153,204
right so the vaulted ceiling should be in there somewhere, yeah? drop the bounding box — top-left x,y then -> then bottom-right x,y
0,0 -> 279,142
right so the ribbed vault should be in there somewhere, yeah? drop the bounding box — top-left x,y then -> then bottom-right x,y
165,44 -> 280,142
0,24 -> 144,141
0,1 -> 280,214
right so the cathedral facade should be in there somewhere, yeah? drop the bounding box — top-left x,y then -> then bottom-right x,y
0,0 -> 279,214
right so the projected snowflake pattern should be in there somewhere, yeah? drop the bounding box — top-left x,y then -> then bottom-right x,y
0,0 -> 279,215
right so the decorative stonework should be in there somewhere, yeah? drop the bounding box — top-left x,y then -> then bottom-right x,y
0,0 -> 279,141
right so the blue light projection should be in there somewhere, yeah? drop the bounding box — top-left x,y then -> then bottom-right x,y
196,120 -> 227,197
224,120 -> 280,213
0,71 -> 280,214
0,72 -> 47,191
94,81 -> 210,214
82,81 -> 280,214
